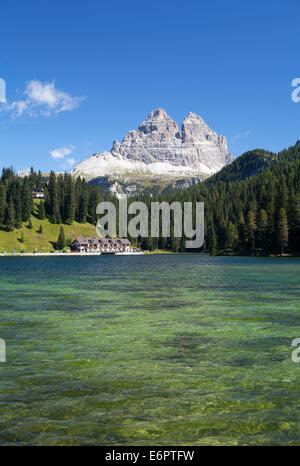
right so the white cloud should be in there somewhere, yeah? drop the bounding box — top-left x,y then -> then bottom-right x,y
50,145 -> 75,159
65,157 -> 76,167
9,100 -> 28,117
7,80 -> 85,117
229,131 -> 250,143
50,145 -> 77,170
61,157 -> 77,170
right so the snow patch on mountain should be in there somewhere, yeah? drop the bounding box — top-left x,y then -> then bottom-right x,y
72,108 -> 232,193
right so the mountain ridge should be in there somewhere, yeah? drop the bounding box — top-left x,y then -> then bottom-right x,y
72,108 -> 232,195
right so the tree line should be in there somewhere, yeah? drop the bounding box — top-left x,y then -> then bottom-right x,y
2,141 -> 300,255
0,167 -> 114,232
125,144 -> 300,255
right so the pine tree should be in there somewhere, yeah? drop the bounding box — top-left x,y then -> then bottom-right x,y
277,208 -> 288,254
88,185 -> 101,225
237,211 -> 247,251
14,179 -> 23,228
247,210 -> 257,253
179,236 -> 185,252
225,221 -> 238,250
257,209 -> 268,251
56,226 -> 66,250
38,201 -> 45,220
36,171 -> 43,189
52,187 -> 61,224
141,237 -> 151,251
210,223 -> 217,255
289,194 -> 300,252
21,177 -> 32,222
266,179 -> 276,251
48,171 -> 61,223
20,231 -> 25,243
171,237 -> 180,252
77,187 -> 88,223
65,180 -> 75,224
6,201 -> 15,231
0,182 -> 6,225
44,190 -> 51,217
38,224 -> 43,234
28,219 -> 33,229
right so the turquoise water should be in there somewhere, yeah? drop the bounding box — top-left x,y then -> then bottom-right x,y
0,254 -> 300,445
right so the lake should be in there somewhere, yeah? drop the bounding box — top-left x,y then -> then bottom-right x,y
0,254 -> 299,445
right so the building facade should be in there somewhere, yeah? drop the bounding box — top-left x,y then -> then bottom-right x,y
32,188 -> 45,199
71,237 -> 133,253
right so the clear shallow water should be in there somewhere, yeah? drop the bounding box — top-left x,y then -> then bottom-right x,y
0,254 -> 300,445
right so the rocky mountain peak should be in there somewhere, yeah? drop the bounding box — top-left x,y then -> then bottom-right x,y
72,108 -> 232,194
138,108 -> 178,136
146,108 -> 168,120
185,111 -> 204,120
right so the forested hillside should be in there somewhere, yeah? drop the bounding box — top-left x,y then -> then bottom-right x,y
206,149 -> 276,184
0,167 -> 114,232
144,143 -> 300,255
0,168 -> 116,251
2,141 -> 300,255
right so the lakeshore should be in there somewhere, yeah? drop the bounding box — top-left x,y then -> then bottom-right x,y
0,250 -> 299,257
0,251 -> 145,257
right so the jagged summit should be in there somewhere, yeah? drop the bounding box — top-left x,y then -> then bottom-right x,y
72,108 -> 232,195
137,108 -> 178,136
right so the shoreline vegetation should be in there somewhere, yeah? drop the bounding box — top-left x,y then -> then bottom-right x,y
0,253 -> 141,256
2,141 -> 300,257
1,250 -> 299,257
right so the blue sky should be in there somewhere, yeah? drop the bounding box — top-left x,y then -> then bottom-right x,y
0,0 -> 300,172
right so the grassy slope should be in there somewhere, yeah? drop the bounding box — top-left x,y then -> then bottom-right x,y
0,202 -> 97,253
